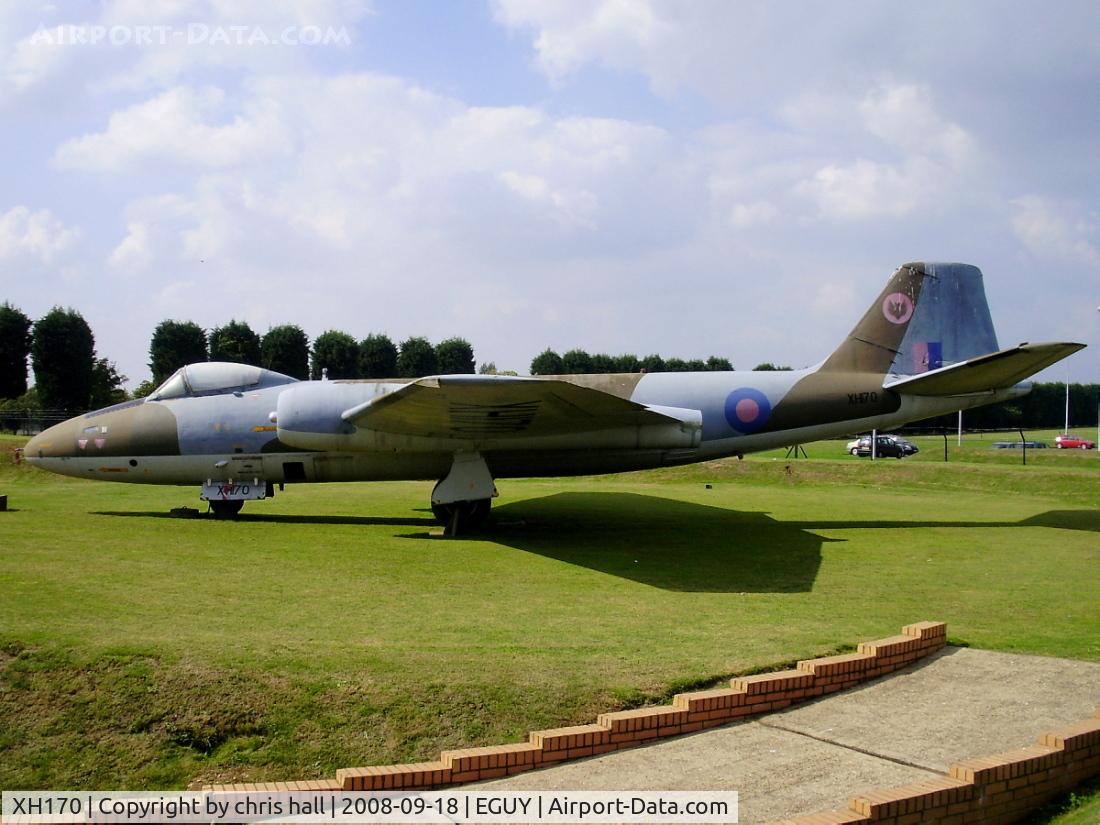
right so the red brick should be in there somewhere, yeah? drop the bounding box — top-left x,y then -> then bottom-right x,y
902,620 -> 947,640
673,687 -> 746,713
1040,718 -> 1100,752
730,669 -> 814,695
596,706 -> 686,733
857,634 -> 919,659
529,724 -> 609,751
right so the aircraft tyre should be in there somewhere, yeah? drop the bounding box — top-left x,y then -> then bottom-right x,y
431,498 -> 491,534
209,499 -> 244,519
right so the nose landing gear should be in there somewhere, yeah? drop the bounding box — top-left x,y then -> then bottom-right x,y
208,499 -> 244,519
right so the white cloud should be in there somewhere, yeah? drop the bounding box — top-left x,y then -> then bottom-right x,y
55,86 -> 291,171
1010,196 -> 1100,269
728,200 -> 777,229
493,0 -> 664,82
792,83 -> 977,221
67,70 -> 709,382
108,221 -> 152,270
0,0 -> 371,104
799,159 -> 934,221
5,4 -> 1099,384
859,83 -> 974,165
5,26 -> 72,94
108,193 -> 197,271
0,205 -> 80,263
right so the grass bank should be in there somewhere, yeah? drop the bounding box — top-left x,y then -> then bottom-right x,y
0,433 -> 1096,788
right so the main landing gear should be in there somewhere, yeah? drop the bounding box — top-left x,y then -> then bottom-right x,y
431,452 -> 497,536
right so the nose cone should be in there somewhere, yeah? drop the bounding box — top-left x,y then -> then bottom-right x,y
24,399 -> 179,465
24,417 -> 82,460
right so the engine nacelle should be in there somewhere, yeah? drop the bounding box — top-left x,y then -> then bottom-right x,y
275,382 -> 371,451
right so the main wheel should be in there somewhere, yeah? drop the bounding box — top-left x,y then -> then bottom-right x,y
209,499 -> 243,519
431,498 -> 491,534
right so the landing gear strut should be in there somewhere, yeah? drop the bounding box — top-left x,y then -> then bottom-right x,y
209,499 -> 243,519
431,451 -> 497,536
431,495 -> 491,534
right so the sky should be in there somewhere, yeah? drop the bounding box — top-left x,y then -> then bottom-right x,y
1,0 -> 1099,388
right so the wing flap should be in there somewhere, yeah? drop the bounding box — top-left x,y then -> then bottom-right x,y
884,342 -> 1085,396
341,375 -> 696,439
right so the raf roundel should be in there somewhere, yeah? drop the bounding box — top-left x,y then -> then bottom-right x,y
724,387 -> 772,434
882,292 -> 915,325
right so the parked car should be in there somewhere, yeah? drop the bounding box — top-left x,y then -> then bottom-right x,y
848,434 -> 918,458
991,441 -> 1048,449
893,437 -> 920,455
846,434 -> 891,455
1054,434 -> 1096,449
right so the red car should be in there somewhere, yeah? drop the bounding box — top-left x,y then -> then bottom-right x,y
1054,434 -> 1096,449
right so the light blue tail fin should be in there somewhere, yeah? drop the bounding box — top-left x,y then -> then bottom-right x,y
889,262 -> 999,377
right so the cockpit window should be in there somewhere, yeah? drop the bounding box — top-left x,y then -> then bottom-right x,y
151,371 -> 188,400
150,362 -> 297,400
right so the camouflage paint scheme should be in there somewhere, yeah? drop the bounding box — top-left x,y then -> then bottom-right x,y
25,263 -> 1083,498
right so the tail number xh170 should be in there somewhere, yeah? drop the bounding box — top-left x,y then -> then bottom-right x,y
201,481 -> 267,501
848,391 -> 879,405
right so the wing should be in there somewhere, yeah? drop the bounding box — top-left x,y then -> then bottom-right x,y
883,342 -> 1084,397
340,375 -> 700,439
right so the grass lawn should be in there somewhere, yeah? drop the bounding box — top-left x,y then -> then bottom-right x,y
0,430 -> 1097,789
1028,779 -> 1100,824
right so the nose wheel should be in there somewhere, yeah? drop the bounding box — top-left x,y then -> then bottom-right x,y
209,499 -> 244,519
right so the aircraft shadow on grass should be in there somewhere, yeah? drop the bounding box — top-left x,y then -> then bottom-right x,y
408,492 -> 835,593
92,511 -> 437,528
411,496 -> 1099,593
93,497 -> 1098,594
782,509 -> 1100,534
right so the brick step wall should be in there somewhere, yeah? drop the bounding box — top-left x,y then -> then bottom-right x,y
770,709 -> 1100,824
196,620 -> 947,793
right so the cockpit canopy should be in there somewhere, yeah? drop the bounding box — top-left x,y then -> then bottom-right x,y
151,362 -> 298,400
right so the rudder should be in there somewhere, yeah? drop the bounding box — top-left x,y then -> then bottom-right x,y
889,262 -> 999,377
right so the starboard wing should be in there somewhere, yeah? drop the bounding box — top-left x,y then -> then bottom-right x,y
340,375 -> 698,439
883,342 -> 1084,396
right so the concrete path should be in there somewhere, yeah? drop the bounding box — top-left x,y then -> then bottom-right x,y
482,648 -> 1100,823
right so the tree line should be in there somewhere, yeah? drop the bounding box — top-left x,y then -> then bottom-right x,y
0,303 -> 126,414
915,383 -> 1100,431
137,320 -> 477,396
0,302 -> 478,412
530,349 -> 736,375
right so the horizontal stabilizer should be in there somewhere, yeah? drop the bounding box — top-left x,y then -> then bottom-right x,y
341,375 -> 700,440
883,342 -> 1085,396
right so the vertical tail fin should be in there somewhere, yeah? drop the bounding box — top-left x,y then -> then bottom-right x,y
821,262 -> 1001,376
820,263 -> 925,373
889,262 -> 999,376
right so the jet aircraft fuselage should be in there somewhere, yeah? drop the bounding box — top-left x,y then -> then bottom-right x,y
24,262 -> 1084,530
